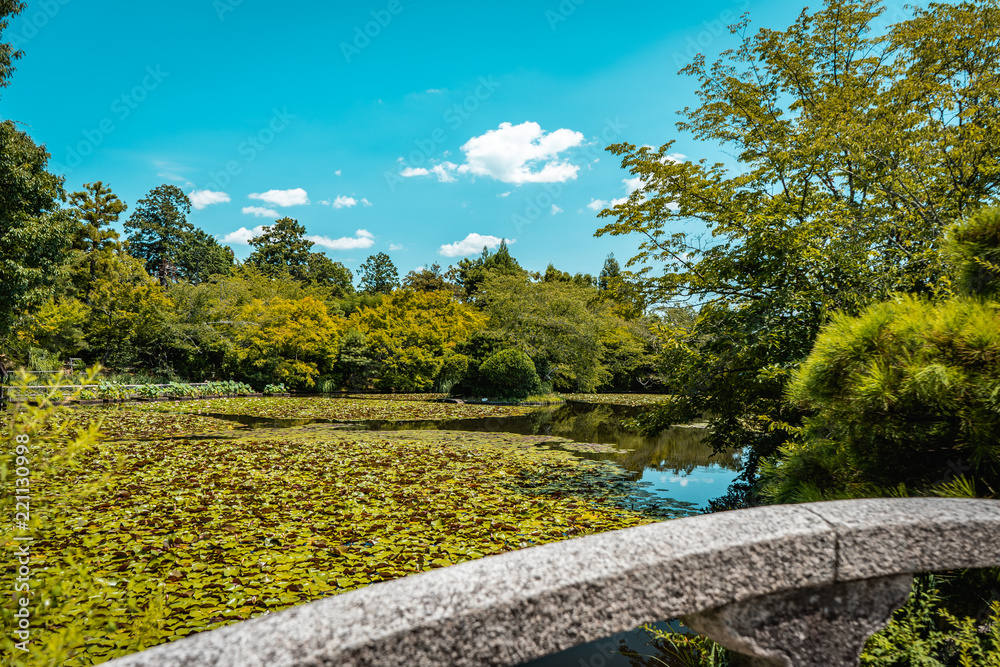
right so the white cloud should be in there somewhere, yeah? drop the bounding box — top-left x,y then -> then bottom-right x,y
498,191 -> 511,198
248,188 -> 310,207
624,177 -> 644,194
401,167 -> 431,178
332,195 -> 358,209
243,206 -> 280,218
438,233 -> 513,258
456,121 -> 585,184
426,88 -> 443,94
309,229 -> 375,251
431,163 -> 459,182
335,170 -> 342,176
221,225 -> 267,244
587,198 -> 626,211
388,243 -> 404,251
551,205 -> 563,215
188,190 -> 230,210
361,198 -> 372,206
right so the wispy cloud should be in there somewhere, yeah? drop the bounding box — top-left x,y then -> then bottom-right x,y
439,233 -> 513,258
248,188 -> 310,207
242,206 -> 280,218
388,243 -> 404,251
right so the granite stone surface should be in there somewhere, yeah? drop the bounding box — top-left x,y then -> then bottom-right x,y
103,498 -> 1000,667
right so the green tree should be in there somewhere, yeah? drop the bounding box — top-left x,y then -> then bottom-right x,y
598,253 -> 621,292
451,240 -> 524,301
358,251 -> 399,295
124,185 -> 194,287
596,0 -> 1000,508
403,262 -> 461,297
0,120 -> 74,337
304,251 -> 354,297
479,273 -> 616,392
177,228 -> 234,283
67,181 -> 126,300
246,217 -> 314,279
0,1 -> 25,92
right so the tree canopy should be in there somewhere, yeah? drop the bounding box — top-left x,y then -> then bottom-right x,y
596,0 -> 1000,507
358,252 -> 399,295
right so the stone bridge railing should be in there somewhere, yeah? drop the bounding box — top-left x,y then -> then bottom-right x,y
106,498 -> 1000,667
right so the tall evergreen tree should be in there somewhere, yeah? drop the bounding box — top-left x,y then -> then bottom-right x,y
246,217 -> 314,279
124,185 -> 194,287
68,181 -> 126,300
358,252 -> 399,295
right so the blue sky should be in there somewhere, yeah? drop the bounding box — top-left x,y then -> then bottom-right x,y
2,0 -> 907,279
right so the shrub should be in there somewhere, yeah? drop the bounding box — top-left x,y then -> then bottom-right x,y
763,295 -> 1000,502
477,349 -> 542,400
945,207 -> 1000,299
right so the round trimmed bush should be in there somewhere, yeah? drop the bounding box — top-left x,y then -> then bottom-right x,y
477,349 -> 542,400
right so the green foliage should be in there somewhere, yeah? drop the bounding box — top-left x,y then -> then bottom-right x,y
0,1 -> 25,92
451,240 -> 524,301
479,274 -> 616,392
349,289 -> 484,392
945,207 -> 1000,300
863,576 -> 1000,666
763,295 -> 1000,502
263,383 -> 288,394
67,181 -> 126,301
357,252 -> 399,295
3,403 -> 652,663
124,185 -> 194,287
478,349 -> 542,400
0,120 -> 74,337
136,383 -> 162,398
598,0 -> 1000,507
246,217 -> 313,279
402,263 -> 461,298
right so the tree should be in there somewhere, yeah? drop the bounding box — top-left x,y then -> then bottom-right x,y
598,253 -> 621,291
348,289 -> 485,391
230,295 -> 342,389
403,263 -> 461,297
177,228 -> 234,284
0,120 -> 74,337
246,217 -> 314,279
478,349 -> 542,400
86,252 -> 174,367
124,185 -> 194,287
596,0 -> 1000,508
67,181 -> 126,300
358,252 -> 399,295
304,252 -> 354,297
451,241 -> 524,301
478,273 -> 617,392
0,1 -> 25,93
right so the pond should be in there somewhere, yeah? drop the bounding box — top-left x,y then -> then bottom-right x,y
140,397 -> 740,665
201,400 -> 742,518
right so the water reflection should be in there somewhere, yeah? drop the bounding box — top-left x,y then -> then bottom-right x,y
357,401 -> 741,514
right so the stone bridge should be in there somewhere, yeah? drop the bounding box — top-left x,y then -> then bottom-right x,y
106,497 -> 1000,666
